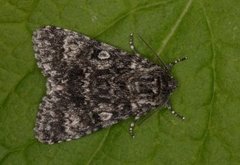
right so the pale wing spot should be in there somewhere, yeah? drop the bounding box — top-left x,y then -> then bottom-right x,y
98,51 -> 110,60
99,112 -> 113,121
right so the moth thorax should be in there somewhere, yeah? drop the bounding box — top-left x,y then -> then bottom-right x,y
130,74 -> 159,95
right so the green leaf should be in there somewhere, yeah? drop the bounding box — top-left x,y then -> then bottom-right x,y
0,0 -> 240,164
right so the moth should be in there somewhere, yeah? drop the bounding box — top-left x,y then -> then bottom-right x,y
33,26 -> 187,144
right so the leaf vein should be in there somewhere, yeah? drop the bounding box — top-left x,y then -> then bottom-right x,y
86,129 -> 110,165
157,0 -> 193,56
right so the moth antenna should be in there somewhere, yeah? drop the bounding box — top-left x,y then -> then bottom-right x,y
168,57 -> 188,68
137,34 -> 168,71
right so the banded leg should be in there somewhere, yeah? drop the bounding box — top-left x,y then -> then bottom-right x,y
129,33 -> 140,56
129,115 -> 141,138
166,103 -> 185,120
168,57 -> 188,68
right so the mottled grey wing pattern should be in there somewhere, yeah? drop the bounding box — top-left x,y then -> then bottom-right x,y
33,26 -> 173,144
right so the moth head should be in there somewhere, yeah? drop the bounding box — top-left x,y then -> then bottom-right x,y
166,75 -> 177,92
156,70 -> 177,97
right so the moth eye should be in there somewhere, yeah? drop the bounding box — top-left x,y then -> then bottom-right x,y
98,51 -> 110,60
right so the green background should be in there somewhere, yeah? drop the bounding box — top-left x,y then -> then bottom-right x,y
0,0 -> 240,164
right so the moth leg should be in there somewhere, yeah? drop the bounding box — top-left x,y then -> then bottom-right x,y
168,57 -> 188,68
129,114 -> 141,138
166,103 -> 185,120
129,33 -> 140,56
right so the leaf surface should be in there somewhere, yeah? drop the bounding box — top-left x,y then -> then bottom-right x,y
0,0 -> 240,164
